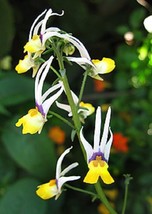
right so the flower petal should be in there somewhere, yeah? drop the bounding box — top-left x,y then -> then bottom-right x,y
93,107 -> 101,152
35,56 -> 54,105
100,107 -> 111,153
15,108 -> 45,134
60,162 -> 79,177
36,179 -> 58,200
57,176 -> 80,193
56,147 -> 73,180
80,128 -> 93,162
104,128 -> 113,162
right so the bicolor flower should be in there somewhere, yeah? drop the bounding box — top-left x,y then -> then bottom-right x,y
66,57 -> 115,80
24,9 -> 63,56
15,9 -> 63,76
56,91 -> 94,121
16,56 -> 64,134
15,54 -> 39,76
36,146 -> 80,200
80,106 -> 114,184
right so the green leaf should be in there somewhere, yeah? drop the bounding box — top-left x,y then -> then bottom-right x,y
0,72 -> 34,107
2,116 -> 57,180
0,178 -> 47,214
0,0 -> 14,57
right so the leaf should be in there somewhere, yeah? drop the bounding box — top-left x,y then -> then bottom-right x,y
2,116 -> 57,180
0,72 -> 34,107
0,178 -> 47,214
0,0 -> 15,57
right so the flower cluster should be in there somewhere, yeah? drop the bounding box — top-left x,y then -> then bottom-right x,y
15,8 -> 116,202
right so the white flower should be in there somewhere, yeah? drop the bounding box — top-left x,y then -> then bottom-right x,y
80,106 -> 114,184
16,56 -> 64,134
36,146 -> 80,200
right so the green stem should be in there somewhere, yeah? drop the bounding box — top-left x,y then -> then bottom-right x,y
121,185 -> 128,214
50,65 -> 61,78
78,70 -> 89,104
65,184 -> 98,200
48,111 -> 74,129
95,182 -> 118,214
121,174 -> 132,214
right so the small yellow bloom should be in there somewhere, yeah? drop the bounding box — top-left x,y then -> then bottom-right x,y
24,35 -> 44,54
36,179 -> 58,200
15,55 -> 34,74
79,102 -> 95,116
92,58 -> 115,74
48,126 -> 66,144
36,147 -> 80,200
83,156 -> 114,184
16,108 -> 45,134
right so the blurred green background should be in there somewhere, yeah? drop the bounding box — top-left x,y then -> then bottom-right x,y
0,0 -> 152,213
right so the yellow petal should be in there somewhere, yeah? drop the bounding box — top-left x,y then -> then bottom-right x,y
36,179 -> 58,200
83,169 -> 99,184
15,55 -> 34,74
92,58 -> 115,74
83,160 -> 114,184
24,35 -> 44,53
79,102 -> 95,116
16,108 -> 45,134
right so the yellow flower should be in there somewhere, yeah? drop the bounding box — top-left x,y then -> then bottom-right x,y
80,107 -> 114,184
79,102 -> 95,116
16,108 -> 45,134
92,58 -> 115,75
24,35 -> 44,56
36,179 -> 58,200
15,55 -> 34,74
48,126 -> 66,144
36,147 -> 80,200
83,156 -> 114,184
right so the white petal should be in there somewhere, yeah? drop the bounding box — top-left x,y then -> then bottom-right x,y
67,57 -> 93,69
42,81 -> 63,102
104,128 -> 113,162
80,128 -> 93,162
100,107 -> 111,152
57,176 -> 80,193
42,85 -> 64,116
60,162 -> 79,177
93,107 -> 101,152
70,90 -> 79,104
56,146 -> 73,180
56,101 -> 72,115
41,9 -> 64,34
35,56 -> 54,104
43,32 -> 90,59
29,9 -> 47,40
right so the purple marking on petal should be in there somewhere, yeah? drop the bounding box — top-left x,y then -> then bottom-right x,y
89,151 -> 107,162
36,102 -> 45,116
40,33 -> 43,43
56,179 -> 59,189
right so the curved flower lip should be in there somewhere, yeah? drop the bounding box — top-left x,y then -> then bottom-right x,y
80,106 -> 113,163
35,56 -> 64,119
